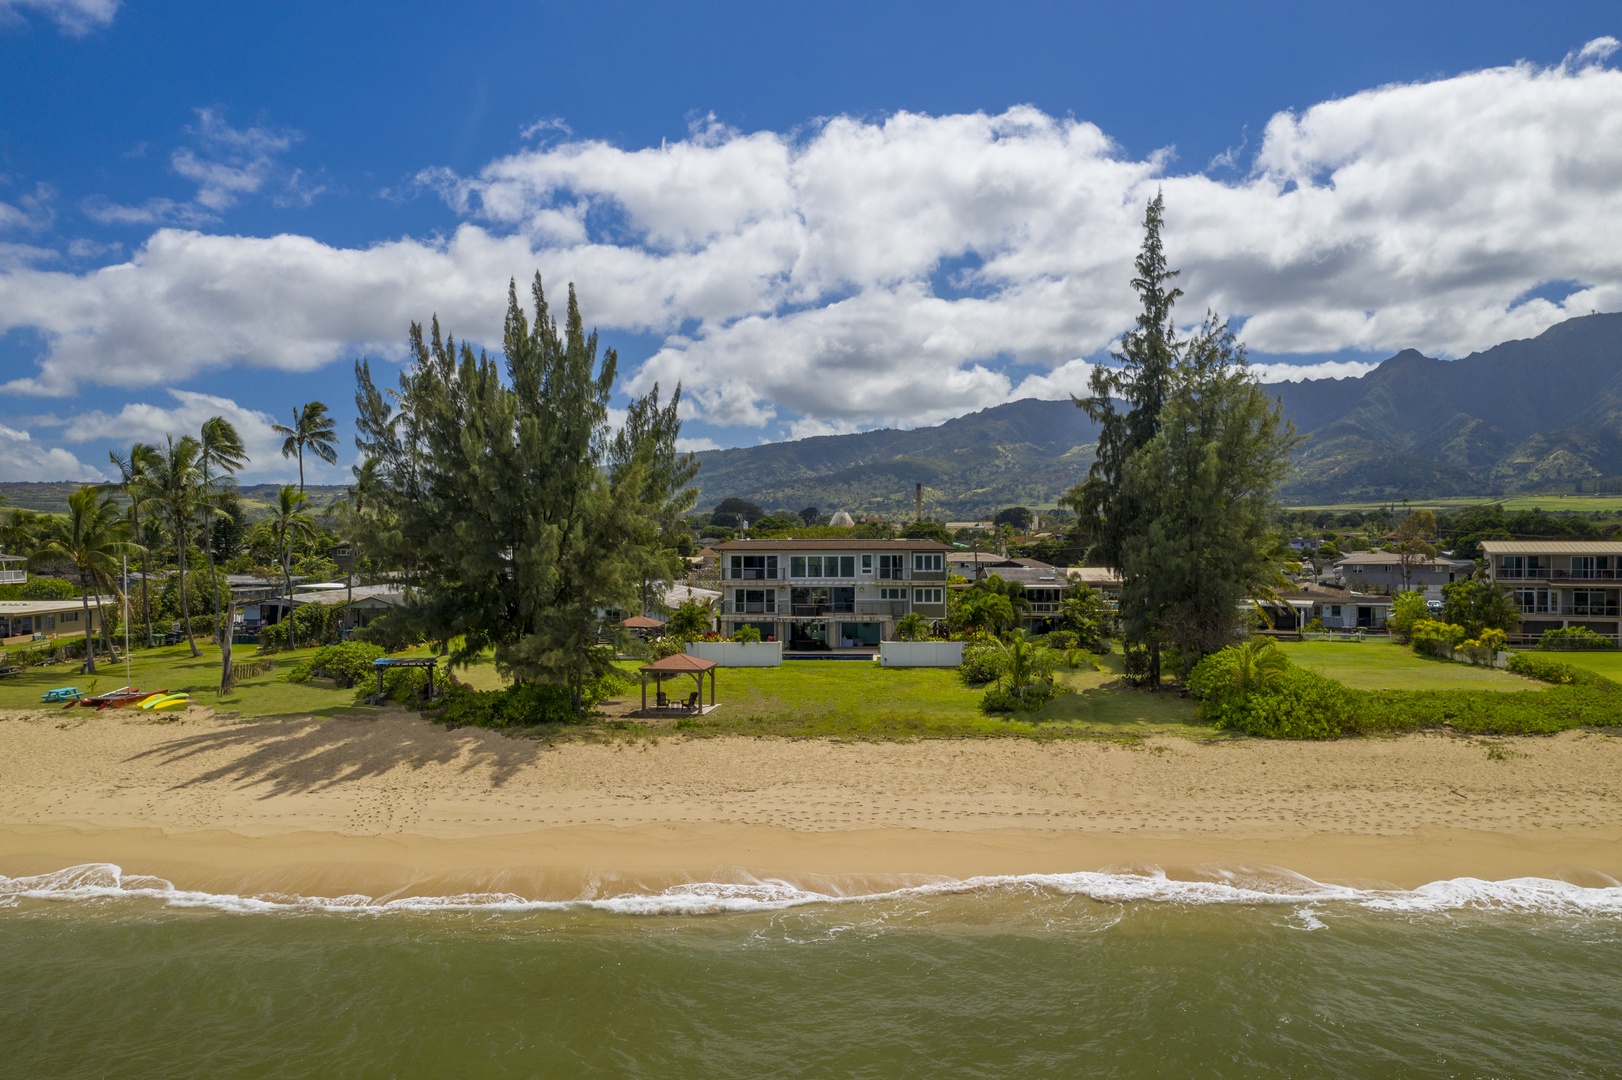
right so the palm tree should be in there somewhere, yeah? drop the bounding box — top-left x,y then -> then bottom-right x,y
996,629 -> 1049,699
106,443 -> 161,647
1230,638 -> 1289,696
331,458 -> 378,636
29,487 -> 138,674
269,485 -> 316,649
141,435 -> 207,657
198,416 -> 248,640
272,401 -> 339,492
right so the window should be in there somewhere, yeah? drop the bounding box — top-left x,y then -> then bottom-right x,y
733,589 -> 774,614
861,555 -> 873,574
729,555 -> 777,580
877,554 -> 905,580
1515,588 -> 1551,614
1572,589 -> 1614,616
61,610 -> 78,624
42,615 -> 55,630
1329,605 -> 1342,618
913,588 -> 943,605
879,587 -> 906,601
913,553 -> 943,572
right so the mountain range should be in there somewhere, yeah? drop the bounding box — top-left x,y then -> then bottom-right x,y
6,312 -> 1620,519
690,311 -> 1622,515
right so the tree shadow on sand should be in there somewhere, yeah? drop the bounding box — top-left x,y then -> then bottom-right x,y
125,710 -> 548,796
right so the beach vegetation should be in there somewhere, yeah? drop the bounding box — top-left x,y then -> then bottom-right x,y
139,435 -> 211,657
1386,590 -> 1429,644
352,276 -> 696,713
272,401 -> 340,493
105,441 -> 162,647
26,487 -> 139,674
894,612 -> 929,641
958,641 -> 1007,686
286,641 -> 385,688
1068,193 -> 1297,685
1440,577 -> 1520,638
665,599 -> 713,641
1534,626 -> 1617,651
730,624 -> 762,643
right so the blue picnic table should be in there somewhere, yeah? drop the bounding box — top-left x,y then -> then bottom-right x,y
41,687 -> 81,702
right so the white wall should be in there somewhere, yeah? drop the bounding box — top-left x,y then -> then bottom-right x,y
879,641 -> 964,667
686,641 -> 783,667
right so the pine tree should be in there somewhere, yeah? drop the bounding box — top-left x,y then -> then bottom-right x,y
353,275 -> 696,711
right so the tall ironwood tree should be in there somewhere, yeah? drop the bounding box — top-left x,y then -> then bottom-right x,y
353,275 -> 696,710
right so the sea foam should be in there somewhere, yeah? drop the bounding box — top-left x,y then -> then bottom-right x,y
3,863 -> 1621,918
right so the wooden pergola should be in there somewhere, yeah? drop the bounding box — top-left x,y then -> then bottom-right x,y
638,652 -> 717,713
621,615 -> 667,641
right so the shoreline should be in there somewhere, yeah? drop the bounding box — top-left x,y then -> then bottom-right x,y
1,707 -> 1620,898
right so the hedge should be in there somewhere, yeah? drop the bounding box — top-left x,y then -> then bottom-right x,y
1188,642 -> 1622,739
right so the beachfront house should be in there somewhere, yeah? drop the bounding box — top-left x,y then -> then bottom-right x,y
0,597 -> 112,646
1480,539 -> 1622,645
714,538 -> 951,649
1330,551 -> 1473,599
1252,585 -> 1394,633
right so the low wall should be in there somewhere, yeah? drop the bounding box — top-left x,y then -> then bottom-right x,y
879,640 -> 965,667
686,641 -> 783,667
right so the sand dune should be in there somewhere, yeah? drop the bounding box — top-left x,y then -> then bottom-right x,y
0,706 -> 1618,898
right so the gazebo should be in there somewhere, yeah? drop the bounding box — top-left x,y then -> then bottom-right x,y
637,652 -> 718,714
620,615 -> 667,640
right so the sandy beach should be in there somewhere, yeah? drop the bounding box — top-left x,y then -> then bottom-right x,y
1,705 -> 1619,898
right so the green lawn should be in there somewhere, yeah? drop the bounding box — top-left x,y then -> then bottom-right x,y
612,655 -> 1204,741
1277,640 -> 1534,692
1542,651 -> 1622,680
1285,494 -> 1622,513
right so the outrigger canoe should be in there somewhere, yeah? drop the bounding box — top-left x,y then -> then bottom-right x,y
79,687 -> 145,709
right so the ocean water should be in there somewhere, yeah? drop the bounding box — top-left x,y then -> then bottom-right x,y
3,865 -> 1622,1078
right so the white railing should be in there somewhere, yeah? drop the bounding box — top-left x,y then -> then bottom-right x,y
0,570 -> 26,585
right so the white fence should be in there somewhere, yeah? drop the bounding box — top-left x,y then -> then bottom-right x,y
879,640 -> 964,667
686,641 -> 783,667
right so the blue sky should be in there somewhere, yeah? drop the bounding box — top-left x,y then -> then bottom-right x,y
1,0 -> 1620,484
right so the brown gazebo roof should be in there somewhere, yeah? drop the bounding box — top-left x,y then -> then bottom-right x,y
639,653 -> 717,673
620,615 -> 666,629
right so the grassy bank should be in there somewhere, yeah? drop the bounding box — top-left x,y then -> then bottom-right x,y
1276,641 -> 1533,692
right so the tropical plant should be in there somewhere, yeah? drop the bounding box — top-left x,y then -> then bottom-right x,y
27,487 -> 138,674
1228,637 -> 1289,696
198,416 -> 247,641
1387,590 -> 1429,644
267,485 -> 316,649
140,435 -> 209,657
106,442 -> 161,647
894,611 -> 929,641
273,400 -> 340,492
331,457 -> 380,634
1441,578 -> 1520,639
957,591 -> 1017,637
730,623 -> 762,643
665,598 -> 713,641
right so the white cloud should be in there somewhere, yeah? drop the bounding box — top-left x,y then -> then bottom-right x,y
0,183 -> 55,233
675,436 -> 720,453
41,389 -> 322,483
0,0 -> 117,36
4,49 -> 1622,438
0,423 -> 104,482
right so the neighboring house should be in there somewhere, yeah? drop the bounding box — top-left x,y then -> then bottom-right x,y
1331,551 -> 1473,599
0,554 -> 26,586
1253,586 -> 1394,632
664,584 -> 721,611
293,583 -> 407,632
0,597 -> 111,646
714,539 -> 952,649
1065,566 -> 1123,601
1479,540 -> 1622,644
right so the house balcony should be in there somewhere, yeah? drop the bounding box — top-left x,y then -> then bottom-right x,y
790,603 -> 858,617
0,570 -> 26,585
1497,567 -> 1622,582
855,600 -> 907,617
721,568 -> 783,581
721,600 -> 778,616
1517,604 -> 1621,619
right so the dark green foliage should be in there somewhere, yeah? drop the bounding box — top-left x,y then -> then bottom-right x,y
360,665 -> 430,705
958,642 -> 1006,687
981,683 -> 1056,713
1506,653 -> 1598,685
435,672 -> 629,729
257,602 -> 345,654
286,642 -> 386,687
747,514 -> 801,534
353,276 -> 695,712
993,506 -> 1033,531
0,577 -> 77,601
1533,626 -> 1618,651
901,520 -> 951,544
1441,578 -> 1520,637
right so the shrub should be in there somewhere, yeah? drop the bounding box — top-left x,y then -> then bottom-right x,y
1121,641 -> 1154,686
362,665 -> 429,704
1458,628 -> 1506,667
1387,591 -> 1429,644
286,641 -> 386,687
980,682 -> 1058,713
1045,630 -> 1079,651
958,642 -> 1006,687
256,620 -> 289,653
1303,617 -> 1325,633
1536,626 -> 1618,651
435,673 -> 628,728
731,624 -> 762,644
894,612 -> 929,642
0,577 -> 78,601
353,611 -> 424,652
1410,619 -> 1466,659
1506,653 -> 1586,685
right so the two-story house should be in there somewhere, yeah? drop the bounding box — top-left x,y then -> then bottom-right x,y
1330,551 -> 1473,599
713,539 -> 952,650
1479,540 -> 1622,644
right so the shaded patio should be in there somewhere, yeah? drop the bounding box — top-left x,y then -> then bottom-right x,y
636,652 -> 719,716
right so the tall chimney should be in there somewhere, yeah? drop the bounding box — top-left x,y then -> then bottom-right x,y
915,483 -> 923,522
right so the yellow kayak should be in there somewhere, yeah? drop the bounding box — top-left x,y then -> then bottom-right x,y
134,692 -> 170,709
151,695 -> 190,711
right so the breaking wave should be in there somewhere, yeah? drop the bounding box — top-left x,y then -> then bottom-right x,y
4,863 -> 1621,918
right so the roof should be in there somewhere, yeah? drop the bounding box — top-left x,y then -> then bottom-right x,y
1333,552 -> 1472,568
664,584 -> 720,606
0,554 -> 24,563
713,539 -> 953,552
640,652 -> 717,673
970,566 -> 1072,587
0,597 -> 115,616
292,584 -> 406,606
1269,590 -> 1395,606
1065,567 -> 1123,586
1477,540 -> 1622,555
620,615 -> 666,629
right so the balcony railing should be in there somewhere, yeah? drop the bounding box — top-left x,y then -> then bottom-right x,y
1517,605 -> 1622,618
855,600 -> 907,617
1498,567 -> 1622,581
0,570 -> 26,585
790,603 -> 857,617
722,567 -> 783,581
722,601 -> 777,616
